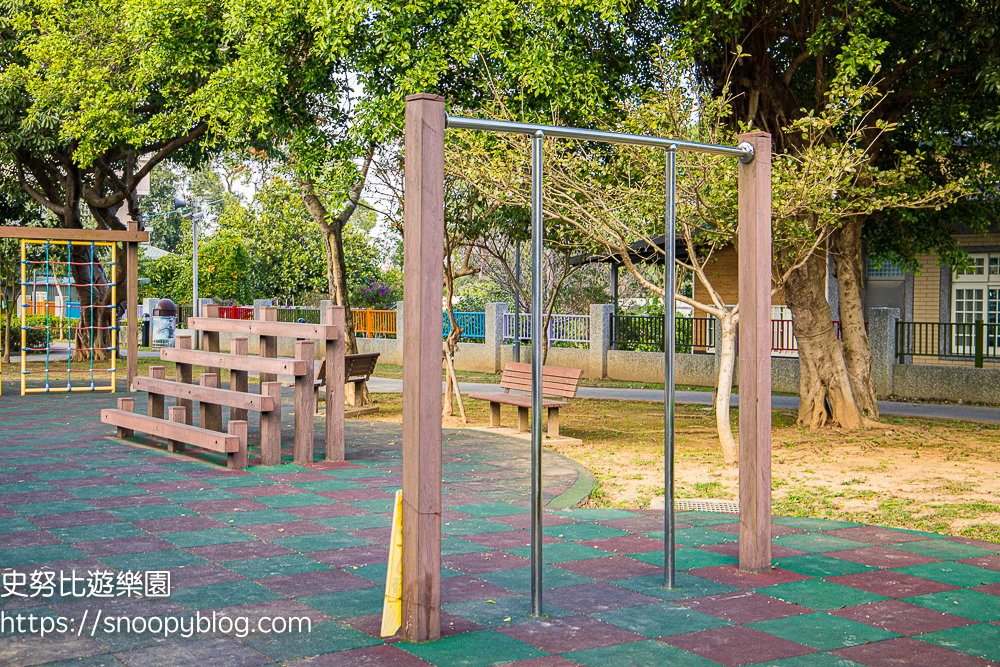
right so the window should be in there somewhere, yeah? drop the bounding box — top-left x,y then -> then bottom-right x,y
954,254 -> 987,281
954,288 -> 983,350
866,258 -> 906,278
950,252 -> 1000,354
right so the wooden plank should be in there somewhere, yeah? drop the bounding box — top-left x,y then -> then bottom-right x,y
167,405 -> 187,452
737,131 -> 773,574
401,93 -> 445,642
134,377 -> 274,412
160,348 -> 307,376
227,420 -> 248,469
230,337 -> 249,422
326,306 -> 346,462
175,335 -> 194,426
467,392 -> 566,409
259,307 -> 278,385
502,362 -> 583,379
199,373 -> 223,433
147,366 -> 165,420
293,340 -> 315,465
260,382 -> 282,466
126,221 -> 139,392
188,317 -> 339,341
0,227 -> 149,243
101,409 -> 239,452
116,397 -> 135,438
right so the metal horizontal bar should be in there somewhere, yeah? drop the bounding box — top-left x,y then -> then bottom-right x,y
446,116 -> 753,161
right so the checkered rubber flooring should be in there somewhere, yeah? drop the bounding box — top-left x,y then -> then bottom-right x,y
0,388 -> 998,667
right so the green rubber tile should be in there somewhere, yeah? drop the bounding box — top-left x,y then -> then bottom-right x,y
0,607 -> 62,638
51,523 -> 147,543
674,511 -> 740,527
225,554 -> 330,579
208,476 -> 279,489
895,562 -> 1000,587
91,459 -> 145,468
116,473 -> 191,484
553,508 -> 641,521
0,518 -> 41,533
209,509 -> 300,526
543,523 -> 629,541
595,602 -> 731,637
0,544 -> 87,567
108,504 -> 194,521
615,574 -> 738,601
443,518 -> 517,536
773,517 -> 861,531
904,588 -> 1000,621
442,462 -> 500,472
891,539 -> 998,560
273,533 -> 368,553
297,586 -> 384,619
506,542 -> 609,564
745,654 -> 865,667
252,493 -> 337,508
400,629 -> 547,667
90,613 -> 196,653
758,580 -> 888,611
32,469 -> 104,481
289,479 -> 365,492
243,464 -> 311,475
242,619 -> 380,661
348,562 -> 388,584
314,513 -> 391,532
445,595 -> 573,627
441,536 -> 491,556
170,579 -> 284,611
448,502 -> 530,517
774,534 -> 868,553
321,467 -> 393,479
162,527 -> 255,548
10,500 -> 96,516
0,482 -> 56,495
748,612 -> 898,650
161,489 -> 242,503
675,548 -> 738,571
345,498 -> 396,513
100,549 -> 208,572
675,528 -> 738,547
566,639 -> 720,667
5,457 -> 63,465
777,555 -> 878,578
479,565 -> 596,591
68,484 -> 147,499
917,622 -> 1000,662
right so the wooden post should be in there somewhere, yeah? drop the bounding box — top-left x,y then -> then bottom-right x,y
202,304 -> 221,377
126,222 -> 140,392
227,419 -> 248,470
259,306 -> 278,385
148,365 -> 165,420
293,340 -> 315,465
260,381 -> 282,466
325,306 -> 346,461
737,132 -> 773,574
230,337 -> 249,422
116,397 -> 134,438
199,373 -> 223,432
401,93 -> 445,642
175,334 -> 194,426
167,405 -> 186,452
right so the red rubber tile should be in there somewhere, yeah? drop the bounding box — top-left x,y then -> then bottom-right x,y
831,636 -> 990,667
662,624 -> 815,667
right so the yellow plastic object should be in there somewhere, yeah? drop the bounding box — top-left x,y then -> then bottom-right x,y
381,489 -> 403,637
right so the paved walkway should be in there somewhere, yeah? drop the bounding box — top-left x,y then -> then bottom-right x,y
1,387 -> 998,666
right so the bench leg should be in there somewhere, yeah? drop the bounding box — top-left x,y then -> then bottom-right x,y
167,406 -> 186,453
199,373 -> 223,432
227,420 -> 248,469
148,366 -> 165,420
314,385 -> 321,415
116,398 -> 134,438
261,382 -> 282,466
517,406 -> 529,433
490,402 -> 501,427
345,380 -> 360,407
547,407 -> 559,439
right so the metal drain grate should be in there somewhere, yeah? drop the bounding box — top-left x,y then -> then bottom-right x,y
675,498 -> 739,513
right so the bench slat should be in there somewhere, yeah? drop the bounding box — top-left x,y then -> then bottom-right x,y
134,377 -> 274,412
467,392 -> 568,409
502,362 -> 583,379
161,348 -> 307,376
101,409 -> 240,453
187,317 -> 339,341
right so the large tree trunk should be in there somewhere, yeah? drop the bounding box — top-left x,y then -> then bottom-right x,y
70,242 -> 113,362
715,312 -> 738,466
832,219 -> 879,419
784,252 -> 865,429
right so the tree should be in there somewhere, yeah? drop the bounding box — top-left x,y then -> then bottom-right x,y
0,185 -> 45,362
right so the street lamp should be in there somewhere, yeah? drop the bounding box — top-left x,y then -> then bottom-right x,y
173,197 -> 201,340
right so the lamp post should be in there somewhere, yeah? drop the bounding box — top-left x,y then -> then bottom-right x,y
173,198 -> 201,342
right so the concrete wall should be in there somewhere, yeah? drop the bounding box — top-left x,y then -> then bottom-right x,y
606,349 -> 800,393
893,364 -> 1000,405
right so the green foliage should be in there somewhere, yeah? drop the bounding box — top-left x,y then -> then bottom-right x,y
7,315 -> 79,351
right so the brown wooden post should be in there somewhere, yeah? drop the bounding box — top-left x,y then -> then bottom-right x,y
293,340 -> 315,464
737,132 -> 773,573
401,93 -> 445,642
175,334 -> 194,425
148,365 -> 165,420
230,337 -> 249,422
259,306 -> 278,385
227,419 -> 248,469
126,222 -> 140,392
116,397 -> 134,438
260,381 -> 282,466
199,373 -> 223,432
202,304 -> 221,377
325,306 -> 346,461
167,405 -> 186,452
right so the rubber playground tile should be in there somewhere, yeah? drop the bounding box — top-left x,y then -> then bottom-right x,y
895,561 -> 1000,588
832,635 -> 989,667
674,511 -> 740,527
553,555 -> 663,581
773,535 -> 869,554
271,532 -> 369,553
448,502 -> 531,518
759,579 -> 888,611
891,539 -> 997,560
99,548 -> 209,572
160,488 -> 243,504
903,588 -> 1000,621
240,519 -> 335,540
9,500 -> 96,516
311,544 -> 390,568
223,554 -> 330,579
498,614 -> 644,654
687,565 -> 812,590
478,564 -> 597,592
443,518 -> 520,536
443,550 -> 532,575
0,529 -> 62,548
596,601 -> 731,638
541,523 -> 629,542
302,643 -> 434,667
445,595 -> 575,627
662,624 -> 816,667
50,522 -> 148,543
206,476 -> 278,489
283,502 -> 369,520
399,629 -> 547,667
679,591 -> 810,624
288,479 -> 366,492
828,599 -> 976,635
313,512 -> 391,532
162,527 -> 258,548
957,554 -> 1000,573
258,568 -> 376,598
118,472 -> 192,485
488,512 -> 581,529
0,481 -> 58,495
206,509 -> 300,526
0,544 -> 87,567
106,503 -> 194,521
74,533 -> 179,557
615,573 -> 739,601
169,579 -> 285,611
441,535 -> 491,556
674,528 -> 738,548
777,555 -> 878,579
826,569 -> 958,598
543,582 -> 660,614
242,618 -> 381,662
0,517 -> 41,533
700,542 -> 810,561
252,493 -> 337,509
577,534 -> 665,555
915,622 -> 1000,662
115,634 -> 273,667
823,545 -> 942,569
456,529 -> 548,550
553,508 -> 641,522
748,611 -> 899,651
821,526 -> 931,546
32,468 -> 104,481
505,542 -> 611,564
187,540 -> 292,563
773,517 -> 861,532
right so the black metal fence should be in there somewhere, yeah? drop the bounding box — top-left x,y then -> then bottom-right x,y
896,320 -> 1000,368
611,315 -> 716,352
276,306 -> 321,324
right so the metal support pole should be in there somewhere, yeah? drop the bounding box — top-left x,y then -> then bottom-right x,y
530,130 -> 544,617
192,205 -> 200,347
514,243 -> 521,363
664,147 -> 677,589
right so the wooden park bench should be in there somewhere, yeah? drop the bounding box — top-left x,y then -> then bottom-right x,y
315,352 -> 381,417
468,362 -> 583,438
